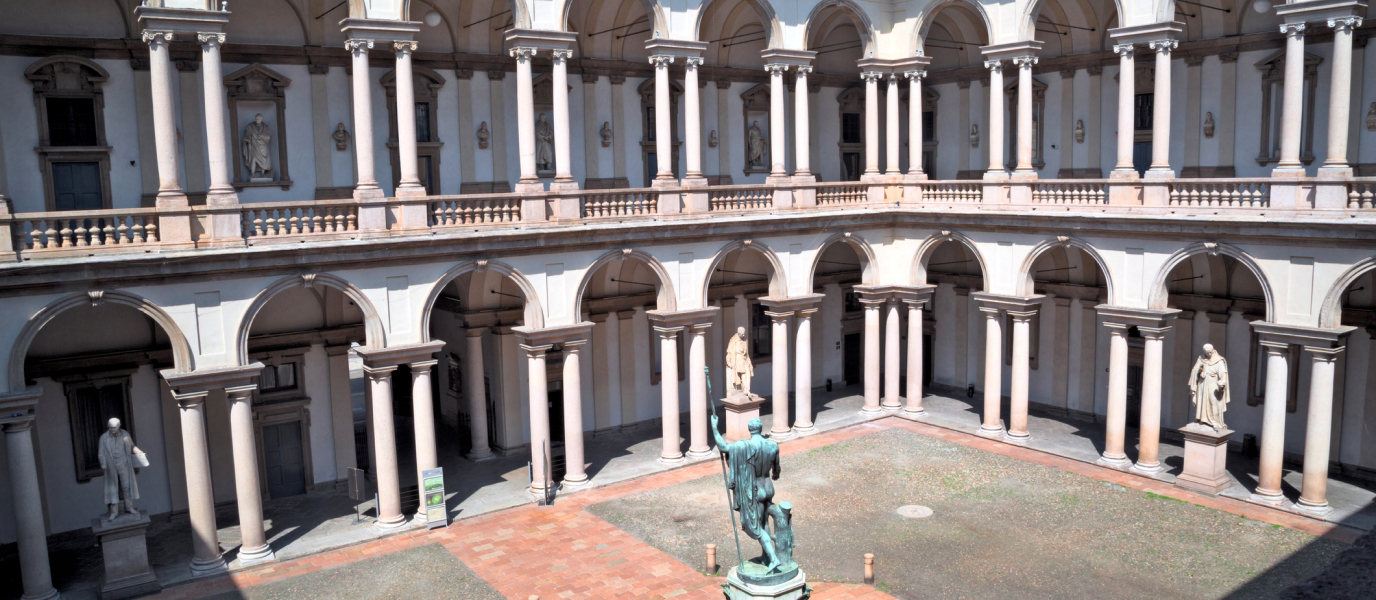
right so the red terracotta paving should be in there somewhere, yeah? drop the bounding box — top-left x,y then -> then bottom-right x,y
151,415 -> 1357,600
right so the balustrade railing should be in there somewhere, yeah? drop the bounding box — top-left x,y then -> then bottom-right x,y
1347,180 -> 1376,209
709,186 -> 772,211
1032,181 -> 1108,204
815,183 -> 867,206
430,195 -> 522,226
922,182 -> 982,203
242,201 -> 358,239
582,189 -> 658,218
1167,180 -> 1270,208
13,209 -> 160,254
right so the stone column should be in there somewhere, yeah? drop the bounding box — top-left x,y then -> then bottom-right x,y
464,329 -> 493,460
905,70 -> 926,178
861,299 -> 883,413
142,30 -> 186,204
684,57 -> 705,180
511,47 -> 539,185
1146,40 -> 1177,177
794,308 -> 817,433
767,310 -> 792,436
1298,346 -> 1342,514
1321,17 -> 1362,177
197,33 -> 234,201
5,417 -> 58,600
1253,341 -> 1291,503
794,66 -> 813,178
1013,56 -> 1038,177
1133,326 -> 1169,473
410,359 -> 439,510
1111,44 -> 1137,178
393,41 -> 424,196
657,327 -> 685,462
522,344 -> 553,492
1006,310 -> 1035,443
551,50 -> 575,186
766,64 -> 789,177
862,72 -> 881,176
174,392 -> 225,575
904,300 -> 925,415
651,55 -> 676,182
1100,323 -> 1132,467
363,365 -> 406,527
346,39 -> 382,198
985,60 -> 1006,176
883,300 -> 902,409
1275,24 -> 1308,175
978,307 -> 1005,436
561,340 -> 588,485
886,74 -> 901,175
226,385 -> 274,564
688,324 -> 712,456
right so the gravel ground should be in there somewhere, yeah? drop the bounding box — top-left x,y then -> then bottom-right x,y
589,428 -> 1344,600
1282,526 -> 1376,599
203,543 -> 502,600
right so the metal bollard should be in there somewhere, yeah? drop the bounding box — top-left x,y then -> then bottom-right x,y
706,543 -> 717,575
863,553 -> 875,585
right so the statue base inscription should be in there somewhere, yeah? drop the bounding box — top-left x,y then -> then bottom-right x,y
721,392 -> 765,443
723,566 -> 809,600
1174,424 -> 1235,496
91,510 -> 161,600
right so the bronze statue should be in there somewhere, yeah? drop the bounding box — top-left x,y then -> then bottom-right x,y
711,414 -> 799,585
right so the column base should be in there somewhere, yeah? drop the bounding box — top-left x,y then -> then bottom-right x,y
528,483 -> 559,500
549,179 -> 581,192
651,176 -> 680,189
859,406 -> 886,417
1318,165 -> 1355,179
1270,165 -> 1308,178
1003,431 -> 1030,445
237,544 -> 276,567
658,453 -> 686,465
881,399 -> 902,410
900,407 -> 927,419
769,428 -> 795,440
982,170 -> 1010,181
1130,461 -> 1163,475
1295,498 -> 1333,518
514,180 -> 545,194
1010,169 -> 1038,181
374,514 -> 409,531
1248,489 -> 1288,506
20,588 -> 60,600
1095,453 -> 1132,470
561,474 -> 590,489
467,448 -> 497,462
686,447 -> 715,460
352,186 -> 386,201
791,423 -> 818,436
1143,168 -> 1175,180
395,184 -> 428,198
189,556 -> 228,578
1108,168 -> 1140,180
976,424 -> 1005,438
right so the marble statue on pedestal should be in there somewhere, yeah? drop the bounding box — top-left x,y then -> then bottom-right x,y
1188,343 -> 1230,431
242,113 -> 273,179
747,122 -> 767,169
535,113 -> 555,173
726,327 -> 754,395
98,418 -> 146,522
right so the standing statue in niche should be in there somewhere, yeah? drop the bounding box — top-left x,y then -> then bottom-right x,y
535,113 -> 555,172
1188,343 -> 1230,431
726,326 -> 754,395
242,113 -> 273,179
747,121 -> 767,169
99,418 -> 147,521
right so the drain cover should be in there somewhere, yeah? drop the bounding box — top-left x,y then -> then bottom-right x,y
896,505 -> 934,519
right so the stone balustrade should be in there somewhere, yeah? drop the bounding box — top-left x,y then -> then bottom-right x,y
3,176 -> 1373,262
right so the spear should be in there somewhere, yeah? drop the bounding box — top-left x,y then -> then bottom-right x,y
707,366 -> 745,572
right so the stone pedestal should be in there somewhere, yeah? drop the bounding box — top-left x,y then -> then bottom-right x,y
1174,424 -> 1234,496
721,392 -> 765,443
723,567 -> 808,600
92,510 -> 161,600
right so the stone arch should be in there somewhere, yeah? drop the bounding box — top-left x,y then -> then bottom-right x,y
1148,243 -> 1276,322
8,291 -> 194,393
419,259 -> 546,340
562,0 -> 666,41
805,232 -> 880,292
802,0 -> 876,55
24,54 -> 109,83
572,249 -> 678,317
695,0 -> 781,49
700,239 -> 789,305
1015,236 -> 1117,304
910,230 -> 990,290
1020,0 -> 1123,46
1318,257 -> 1376,329
236,274 -> 387,366
912,0 -> 994,55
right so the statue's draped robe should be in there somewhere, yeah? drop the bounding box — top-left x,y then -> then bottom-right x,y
98,430 -> 140,504
243,121 -> 272,176
536,119 -> 554,170
1188,355 -> 1230,428
748,127 -> 766,166
722,437 -> 778,541
726,336 -> 753,394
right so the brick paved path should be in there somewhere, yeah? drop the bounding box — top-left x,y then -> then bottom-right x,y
151,416 -> 1359,600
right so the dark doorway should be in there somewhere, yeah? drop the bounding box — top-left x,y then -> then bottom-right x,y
52,162 -> 103,211
923,333 -> 933,385
263,422 -> 306,498
1132,142 -> 1151,177
419,155 -> 435,195
843,333 -> 862,387
1126,364 -> 1143,428
841,153 -> 862,181
547,383 -> 567,483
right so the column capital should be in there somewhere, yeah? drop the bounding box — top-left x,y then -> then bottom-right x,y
465,327 -> 487,338
1305,345 -> 1345,361
0,388 -> 41,429
1251,321 -> 1356,349
1113,43 -> 1135,57
649,55 -> 676,68
410,358 -> 440,370
684,56 -> 704,68
1148,39 -> 1178,53
162,363 -> 265,398
1011,55 -> 1039,68
519,343 -> 553,358
978,305 -> 1004,318
394,40 -> 418,54
354,340 -> 447,369
759,294 -> 824,313
1259,339 -> 1292,353
764,310 -> 794,322
550,48 -> 573,62
1008,309 -> 1038,322
513,322 -> 594,348
1330,16 -> 1364,31
794,64 -> 813,75
345,39 -> 374,53
362,364 -> 398,380
904,70 -> 927,81
796,307 -> 819,318
647,307 -> 721,329
1095,305 -> 1181,329
1103,321 -> 1131,334
225,384 -> 257,402
860,71 -> 884,82
142,30 -> 176,47
1280,23 -> 1307,38
171,389 -> 209,409
973,292 -> 1042,314
197,32 -> 226,46
982,59 -> 1003,71
764,63 -> 790,75
653,325 -> 684,339
560,339 -> 588,351
1138,325 -> 1173,340
510,46 -> 538,61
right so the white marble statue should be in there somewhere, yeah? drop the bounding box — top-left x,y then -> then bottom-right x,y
535,113 -> 554,172
747,121 -> 766,168
1188,343 -> 1230,431
726,326 -> 754,396
242,113 -> 273,179
98,418 -> 146,521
